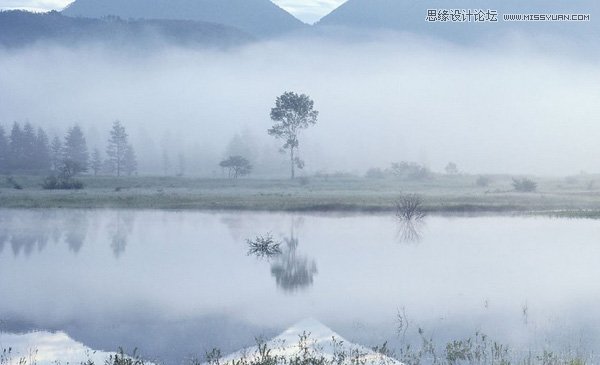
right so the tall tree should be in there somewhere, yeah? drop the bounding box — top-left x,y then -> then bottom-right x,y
123,144 -> 137,176
0,125 -> 8,172
21,123 -> 37,170
9,122 -> 24,170
106,121 -> 129,177
50,136 -> 63,171
64,125 -> 89,172
34,127 -> 51,171
268,92 -> 318,179
91,148 -> 102,176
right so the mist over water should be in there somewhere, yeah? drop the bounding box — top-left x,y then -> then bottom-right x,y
1,32 -> 599,176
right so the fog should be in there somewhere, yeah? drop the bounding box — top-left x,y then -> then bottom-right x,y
1,32 -> 599,176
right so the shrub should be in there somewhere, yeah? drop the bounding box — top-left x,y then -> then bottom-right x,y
476,176 -> 491,187
5,176 -> 23,190
390,162 -> 431,181
42,175 -> 84,190
246,233 -> 282,259
395,194 -> 426,221
365,168 -> 387,179
512,178 -> 537,192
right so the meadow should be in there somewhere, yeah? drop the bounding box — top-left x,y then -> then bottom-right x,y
1,174 -> 599,216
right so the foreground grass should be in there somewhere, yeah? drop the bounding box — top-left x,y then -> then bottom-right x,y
1,174 -> 600,216
1,331 -> 592,365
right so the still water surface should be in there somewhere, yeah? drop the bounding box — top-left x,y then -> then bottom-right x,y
0,209 -> 599,363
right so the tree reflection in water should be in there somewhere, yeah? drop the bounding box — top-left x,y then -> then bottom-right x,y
107,212 -> 135,258
270,225 -> 317,292
396,219 -> 424,244
0,211 -> 85,257
244,217 -> 318,292
0,210 -> 135,258
65,214 -> 89,253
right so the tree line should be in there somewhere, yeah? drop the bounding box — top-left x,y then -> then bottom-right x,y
0,120 -> 137,177
1,91 -> 319,181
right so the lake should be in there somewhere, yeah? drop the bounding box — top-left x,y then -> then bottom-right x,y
1,209 -> 599,364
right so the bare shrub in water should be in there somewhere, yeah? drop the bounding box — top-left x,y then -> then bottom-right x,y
395,194 -> 426,221
246,233 -> 282,259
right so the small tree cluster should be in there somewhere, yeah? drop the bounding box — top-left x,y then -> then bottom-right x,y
220,155 -> 252,179
445,162 -> 459,175
390,162 -> 431,181
476,176 -> 491,187
512,178 -> 537,192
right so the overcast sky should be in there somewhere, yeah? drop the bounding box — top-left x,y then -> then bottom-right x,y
0,0 -> 346,23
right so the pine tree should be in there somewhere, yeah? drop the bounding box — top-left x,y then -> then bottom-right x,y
50,136 -> 63,171
9,122 -> 24,170
21,123 -> 37,170
34,127 -> 51,171
63,125 -> 89,173
0,125 -> 8,172
106,121 -> 129,177
91,148 -> 102,176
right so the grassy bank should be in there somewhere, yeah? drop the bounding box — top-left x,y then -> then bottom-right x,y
1,174 -> 600,216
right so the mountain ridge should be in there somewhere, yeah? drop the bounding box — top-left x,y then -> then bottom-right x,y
61,0 -> 307,37
0,10 -> 254,49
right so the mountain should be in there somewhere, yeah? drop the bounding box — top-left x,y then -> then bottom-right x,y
0,10 -> 253,49
218,318 -> 402,365
61,0 -> 307,38
317,0 -> 599,43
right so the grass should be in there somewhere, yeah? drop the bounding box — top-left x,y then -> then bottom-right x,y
1,330 -> 593,365
1,174 -> 600,217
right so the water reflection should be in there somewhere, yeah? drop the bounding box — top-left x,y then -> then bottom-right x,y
65,215 -> 89,253
396,219 -> 424,244
0,210 -> 136,258
394,194 -> 427,244
270,226 -> 318,292
9,229 -> 51,257
1,210 -> 600,364
107,212 -> 135,258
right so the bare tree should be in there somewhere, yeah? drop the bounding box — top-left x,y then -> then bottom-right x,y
268,91 -> 318,179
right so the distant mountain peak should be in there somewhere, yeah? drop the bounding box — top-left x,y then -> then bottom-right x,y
62,0 -> 307,37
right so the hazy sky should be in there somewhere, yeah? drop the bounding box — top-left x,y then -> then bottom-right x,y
2,33 -> 598,176
0,0 -> 346,23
